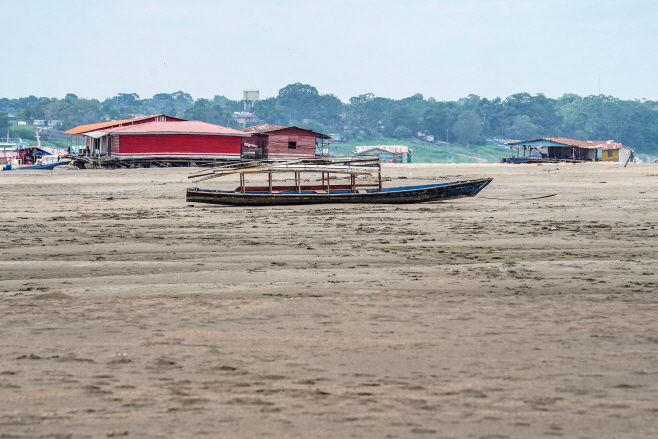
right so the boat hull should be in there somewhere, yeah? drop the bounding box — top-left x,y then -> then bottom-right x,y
187,178 -> 492,206
13,161 -> 70,170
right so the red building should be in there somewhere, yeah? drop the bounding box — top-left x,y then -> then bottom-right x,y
87,120 -> 249,160
242,124 -> 331,159
65,114 -> 186,154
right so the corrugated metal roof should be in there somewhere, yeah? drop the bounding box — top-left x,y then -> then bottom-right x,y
83,131 -> 107,139
510,137 -> 622,149
242,123 -> 331,138
242,123 -> 288,134
64,114 -> 184,135
100,120 -> 250,136
355,145 -> 412,154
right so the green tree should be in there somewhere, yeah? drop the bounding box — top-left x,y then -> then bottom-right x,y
184,98 -> 237,127
507,115 -> 540,140
454,110 -> 482,147
348,94 -> 385,133
423,102 -> 450,140
252,97 -> 289,126
149,91 -> 194,114
17,99 -> 51,122
391,107 -> 418,133
0,112 -> 10,135
392,126 -> 412,139
277,83 -> 320,123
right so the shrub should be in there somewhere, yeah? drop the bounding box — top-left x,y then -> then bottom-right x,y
393,126 -> 412,139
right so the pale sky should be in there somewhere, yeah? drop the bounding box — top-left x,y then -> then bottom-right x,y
3,0 -> 657,102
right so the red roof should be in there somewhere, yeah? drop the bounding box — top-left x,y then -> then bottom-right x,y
100,120 -> 250,136
64,114 -> 184,135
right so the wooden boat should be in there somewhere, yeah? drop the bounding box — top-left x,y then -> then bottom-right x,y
186,157 -> 492,206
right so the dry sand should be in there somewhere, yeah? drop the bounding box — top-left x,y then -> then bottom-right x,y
1,162 -> 657,438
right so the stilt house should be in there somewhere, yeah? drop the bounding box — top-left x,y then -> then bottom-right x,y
64,114 -> 185,154
242,124 -> 331,159
84,120 -> 250,160
508,137 -> 624,161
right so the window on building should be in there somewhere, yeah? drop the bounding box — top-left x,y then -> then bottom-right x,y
288,141 -> 297,149
607,150 -> 613,157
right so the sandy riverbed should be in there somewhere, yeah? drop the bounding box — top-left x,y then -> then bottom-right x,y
1,162 -> 657,438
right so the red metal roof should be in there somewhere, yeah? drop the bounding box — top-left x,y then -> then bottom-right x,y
99,120 -> 250,136
243,123 -> 331,139
64,114 -> 185,135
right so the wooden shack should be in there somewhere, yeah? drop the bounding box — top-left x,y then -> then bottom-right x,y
354,145 -> 412,163
508,137 -> 624,161
242,124 -> 331,159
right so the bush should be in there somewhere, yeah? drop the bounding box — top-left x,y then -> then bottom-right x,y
393,126 -> 412,139
10,126 -> 36,141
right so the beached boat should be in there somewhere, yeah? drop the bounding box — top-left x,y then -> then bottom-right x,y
11,160 -> 70,170
187,158 -> 492,206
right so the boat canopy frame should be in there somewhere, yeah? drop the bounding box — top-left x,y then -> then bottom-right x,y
189,157 -> 384,194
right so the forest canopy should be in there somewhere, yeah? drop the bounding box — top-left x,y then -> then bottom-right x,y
1,84 -> 657,153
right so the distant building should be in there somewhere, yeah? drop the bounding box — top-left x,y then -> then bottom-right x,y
508,137 -> 624,161
242,123 -> 331,159
17,121 -> 27,126
354,145 -> 412,163
233,112 -> 258,127
328,134 -> 343,142
34,120 -> 61,127
243,90 -> 259,111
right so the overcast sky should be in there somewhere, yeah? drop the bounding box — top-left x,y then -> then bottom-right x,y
3,0 -> 657,102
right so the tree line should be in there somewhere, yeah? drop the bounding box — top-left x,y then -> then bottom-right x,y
2,84 -> 657,152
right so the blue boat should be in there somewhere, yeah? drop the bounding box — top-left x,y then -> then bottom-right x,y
3,142 -> 70,170
12,160 -> 70,170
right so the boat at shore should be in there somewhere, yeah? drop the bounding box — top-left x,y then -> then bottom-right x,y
187,157 -> 492,206
11,160 -> 70,170
2,131 -> 70,171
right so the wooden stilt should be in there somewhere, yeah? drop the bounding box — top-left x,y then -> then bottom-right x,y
327,173 -> 330,194
268,172 -> 272,193
378,163 -> 382,192
322,172 -> 325,190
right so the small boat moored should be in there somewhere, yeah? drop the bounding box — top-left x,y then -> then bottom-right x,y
11,160 -> 71,170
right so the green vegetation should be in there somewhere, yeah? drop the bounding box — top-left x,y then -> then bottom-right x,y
330,135 -> 507,163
